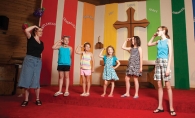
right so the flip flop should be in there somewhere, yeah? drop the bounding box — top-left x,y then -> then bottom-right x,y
121,94 -> 130,97
64,92 -> 69,97
133,96 -> 139,99
153,109 -> 164,113
54,92 -> 63,97
170,111 -> 176,116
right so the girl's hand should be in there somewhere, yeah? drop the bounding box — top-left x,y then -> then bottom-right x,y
140,67 -> 142,72
153,32 -> 158,37
80,45 -> 83,48
165,69 -> 170,77
91,69 -> 94,73
127,38 -> 131,41
112,66 -> 116,69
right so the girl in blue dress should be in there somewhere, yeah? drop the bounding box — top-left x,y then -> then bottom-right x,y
99,46 -> 120,97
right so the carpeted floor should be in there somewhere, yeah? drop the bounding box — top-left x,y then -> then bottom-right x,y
0,86 -> 195,118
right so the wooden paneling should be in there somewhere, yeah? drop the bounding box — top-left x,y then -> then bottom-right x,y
0,0 -> 41,64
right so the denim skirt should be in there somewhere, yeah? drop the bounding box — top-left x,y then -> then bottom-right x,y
18,55 -> 42,88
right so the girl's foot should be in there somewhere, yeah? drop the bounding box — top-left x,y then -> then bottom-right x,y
153,109 -> 164,113
108,94 -> 113,97
35,99 -> 42,106
85,93 -> 90,96
54,91 -> 63,97
101,93 -> 105,97
80,93 -> 86,96
121,94 -> 130,97
21,101 -> 28,107
133,96 -> 139,99
64,92 -> 69,97
170,111 -> 176,116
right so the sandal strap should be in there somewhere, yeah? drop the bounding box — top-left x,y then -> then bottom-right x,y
36,100 -> 42,105
21,101 -> 28,106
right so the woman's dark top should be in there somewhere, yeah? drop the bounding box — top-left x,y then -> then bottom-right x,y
26,35 -> 44,58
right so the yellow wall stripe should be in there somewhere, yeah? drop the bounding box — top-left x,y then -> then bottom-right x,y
104,3 -> 118,52
80,3 -> 95,84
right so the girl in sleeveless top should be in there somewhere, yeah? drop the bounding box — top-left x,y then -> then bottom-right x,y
99,46 -> 120,97
121,36 -> 143,98
52,36 -> 72,97
75,42 -> 95,96
148,26 -> 176,116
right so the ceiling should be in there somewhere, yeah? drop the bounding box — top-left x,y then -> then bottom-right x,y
78,0 -> 146,5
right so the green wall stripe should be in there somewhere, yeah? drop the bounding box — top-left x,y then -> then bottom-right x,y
146,0 -> 161,60
172,0 -> 189,89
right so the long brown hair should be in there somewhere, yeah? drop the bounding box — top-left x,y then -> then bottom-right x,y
131,36 -> 141,48
106,45 -> 115,56
159,26 -> 170,39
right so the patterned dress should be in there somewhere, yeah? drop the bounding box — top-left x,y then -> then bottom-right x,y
103,57 -> 119,80
126,48 -> 142,76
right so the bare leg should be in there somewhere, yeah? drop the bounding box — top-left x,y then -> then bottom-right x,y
165,81 -> 175,111
133,76 -> 139,97
35,88 -> 40,100
108,80 -> 115,97
101,80 -> 108,97
154,80 -> 163,112
124,76 -> 130,96
64,71 -> 70,93
58,71 -> 64,92
81,75 -> 86,94
86,75 -> 91,94
24,88 -> 29,101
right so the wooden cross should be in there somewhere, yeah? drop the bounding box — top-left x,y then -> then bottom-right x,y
113,7 -> 149,46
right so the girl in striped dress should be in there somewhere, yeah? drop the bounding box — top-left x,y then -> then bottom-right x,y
99,46 -> 120,97
75,42 -> 95,96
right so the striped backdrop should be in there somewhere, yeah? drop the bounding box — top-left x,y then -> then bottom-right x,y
40,0 -> 195,89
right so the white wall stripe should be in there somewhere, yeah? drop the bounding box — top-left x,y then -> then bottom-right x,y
51,0 -> 65,85
74,1 -> 84,85
185,0 -> 195,88
117,3 -> 127,60
160,0 -> 175,85
137,1 -> 148,60
92,5 -> 105,85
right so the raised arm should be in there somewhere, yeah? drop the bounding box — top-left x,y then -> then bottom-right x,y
148,33 -> 158,46
166,39 -> 172,76
122,38 -> 131,51
24,25 -> 39,39
138,47 -> 143,72
99,48 -> 105,58
52,40 -> 62,50
75,45 -> 83,55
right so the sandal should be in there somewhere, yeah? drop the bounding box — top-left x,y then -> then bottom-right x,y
153,109 -> 164,113
64,92 -> 69,97
21,101 -> 28,107
36,99 -> 42,106
53,92 -> 63,97
121,94 -> 130,97
133,96 -> 139,99
170,111 -> 176,116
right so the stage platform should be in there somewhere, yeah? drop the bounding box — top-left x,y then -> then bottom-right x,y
0,86 -> 195,118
